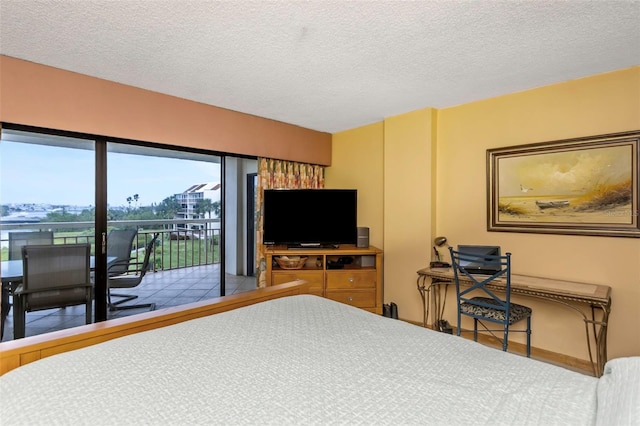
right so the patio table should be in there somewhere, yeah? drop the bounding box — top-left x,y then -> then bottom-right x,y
1,257 -> 115,283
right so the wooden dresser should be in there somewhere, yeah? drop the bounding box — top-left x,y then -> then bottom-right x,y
265,245 -> 383,314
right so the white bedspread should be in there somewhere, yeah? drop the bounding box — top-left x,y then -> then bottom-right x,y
0,295 -> 614,425
596,357 -> 640,426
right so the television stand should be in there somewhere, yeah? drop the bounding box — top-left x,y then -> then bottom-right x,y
265,245 -> 383,315
288,243 -> 340,249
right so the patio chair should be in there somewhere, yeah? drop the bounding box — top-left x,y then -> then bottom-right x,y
106,229 -> 138,276
107,233 -> 159,312
13,243 -> 93,340
99,228 -> 138,303
2,231 -> 55,339
8,231 -> 54,260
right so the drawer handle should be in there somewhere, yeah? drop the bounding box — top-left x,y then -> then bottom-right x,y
348,278 -> 354,283
347,296 -> 353,302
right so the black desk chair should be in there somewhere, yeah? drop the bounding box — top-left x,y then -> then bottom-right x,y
13,243 -> 93,340
449,248 -> 532,357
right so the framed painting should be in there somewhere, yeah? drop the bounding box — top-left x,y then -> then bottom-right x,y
487,131 -> 639,237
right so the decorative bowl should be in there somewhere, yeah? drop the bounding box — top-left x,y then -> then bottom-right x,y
275,256 -> 308,270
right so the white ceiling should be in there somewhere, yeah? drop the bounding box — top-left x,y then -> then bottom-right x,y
1,0 -> 639,134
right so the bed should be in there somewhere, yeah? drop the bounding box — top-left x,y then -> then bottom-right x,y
0,281 -> 638,425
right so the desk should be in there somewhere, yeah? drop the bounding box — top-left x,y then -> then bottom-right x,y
417,267 -> 611,377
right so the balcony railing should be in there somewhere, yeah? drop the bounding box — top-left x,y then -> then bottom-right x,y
0,219 -> 221,271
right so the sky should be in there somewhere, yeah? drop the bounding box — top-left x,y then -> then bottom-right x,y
0,141 -> 221,207
498,145 -> 632,197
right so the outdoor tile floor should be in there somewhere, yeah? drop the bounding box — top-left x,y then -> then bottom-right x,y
1,264 -> 257,342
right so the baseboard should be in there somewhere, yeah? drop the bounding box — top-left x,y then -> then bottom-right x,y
401,318 -> 594,376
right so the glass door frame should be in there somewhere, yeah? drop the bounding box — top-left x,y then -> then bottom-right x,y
2,123 -> 242,324
1,123 -> 111,322
94,139 -> 108,321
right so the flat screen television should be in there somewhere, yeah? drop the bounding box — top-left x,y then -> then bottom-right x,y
262,189 -> 357,247
456,245 -> 502,275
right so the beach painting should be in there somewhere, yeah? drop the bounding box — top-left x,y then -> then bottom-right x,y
487,131 -> 639,237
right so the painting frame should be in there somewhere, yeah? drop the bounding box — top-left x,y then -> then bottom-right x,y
487,131 -> 640,238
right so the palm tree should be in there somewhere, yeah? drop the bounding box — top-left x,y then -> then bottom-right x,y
195,198 -> 219,243
156,196 -> 181,218
195,198 -> 212,220
211,201 -> 221,218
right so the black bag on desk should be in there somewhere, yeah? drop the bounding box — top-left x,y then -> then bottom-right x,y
383,302 -> 398,319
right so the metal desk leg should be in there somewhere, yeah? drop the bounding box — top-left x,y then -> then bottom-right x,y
590,302 -> 610,377
543,298 -> 609,377
432,279 -> 448,329
416,275 -> 430,328
417,276 -> 448,329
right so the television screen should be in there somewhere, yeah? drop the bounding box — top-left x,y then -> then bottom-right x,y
456,245 -> 502,274
263,189 -> 357,247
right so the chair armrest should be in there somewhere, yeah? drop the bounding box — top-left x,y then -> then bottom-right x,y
13,282 -> 93,295
108,261 -> 146,275
106,257 -> 136,271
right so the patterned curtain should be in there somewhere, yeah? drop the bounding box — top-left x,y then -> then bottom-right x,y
255,158 -> 324,287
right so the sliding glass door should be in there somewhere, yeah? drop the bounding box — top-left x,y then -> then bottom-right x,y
1,125 -> 258,341
105,142 -> 223,315
0,129 -> 97,340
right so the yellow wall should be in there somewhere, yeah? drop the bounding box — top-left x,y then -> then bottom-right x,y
329,109 -> 437,320
382,109 -> 437,316
325,122 -> 384,249
328,66 -> 640,362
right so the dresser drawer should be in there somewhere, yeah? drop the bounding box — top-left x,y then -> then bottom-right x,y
272,271 -> 324,295
326,270 -> 376,289
325,290 -> 376,308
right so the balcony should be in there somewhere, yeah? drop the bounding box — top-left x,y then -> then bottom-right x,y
1,219 -> 257,342
1,265 -> 256,342
2,218 -> 222,270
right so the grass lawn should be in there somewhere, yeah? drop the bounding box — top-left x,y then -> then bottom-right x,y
1,230 -> 220,269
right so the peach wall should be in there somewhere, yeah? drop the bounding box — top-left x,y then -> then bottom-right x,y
329,66 -> 640,363
0,55 -> 331,165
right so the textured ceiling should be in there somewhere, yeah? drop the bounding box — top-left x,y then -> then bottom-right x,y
1,0 -> 639,133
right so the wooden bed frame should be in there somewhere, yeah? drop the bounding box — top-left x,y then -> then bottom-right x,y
0,280 -> 310,375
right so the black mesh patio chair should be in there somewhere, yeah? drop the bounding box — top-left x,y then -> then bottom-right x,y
101,229 -> 138,303
8,231 -> 54,260
106,229 -> 137,276
107,233 -> 159,312
449,247 -> 532,357
13,243 -> 92,340
2,231 -> 55,339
